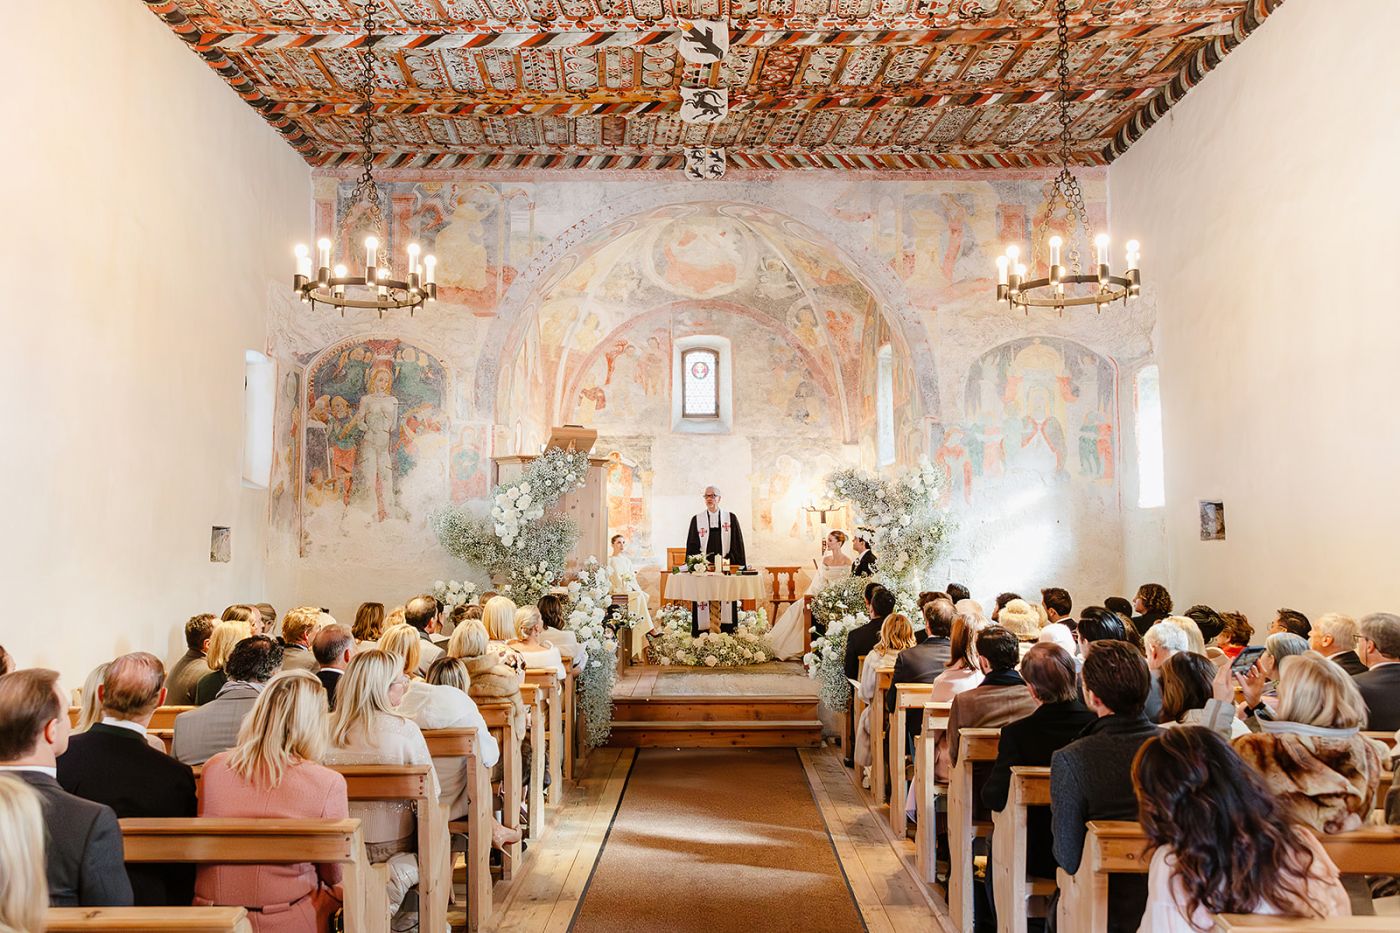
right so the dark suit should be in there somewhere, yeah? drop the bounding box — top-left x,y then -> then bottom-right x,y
13,770 -> 133,907
1355,663 -> 1400,731
852,550 -> 877,577
57,723 -> 197,905
317,668 -> 344,709
885,636 -> 950,717
843,616 -> 883,682
1129,611 -> 1166,637
1330,650 -> 1369,677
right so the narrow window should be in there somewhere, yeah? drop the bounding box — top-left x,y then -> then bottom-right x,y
681,346 -> 720,419
1135,365 -> 1165,508
242,350 -> 275,489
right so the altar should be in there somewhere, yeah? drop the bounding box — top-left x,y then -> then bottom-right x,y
661,570 -> 765,632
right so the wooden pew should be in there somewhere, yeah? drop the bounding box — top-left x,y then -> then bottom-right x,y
914,701 -> 952,884
1214,918 -> 1400,931
67,706 -> 192,729
118,818 -> 376,933
948,727 -> 1001,933
870,660 -> 897,802
332,764 -> 447,933
559,649 -> 578,780
521,683 -> 546,839
1060,821 -> 1400,933
423,728 -> 493,932
524,668 -> 565,807
478,695 -> 525,879
990,766 -> 1056,933
889,682 -> 937,836
46,907 -> 253,931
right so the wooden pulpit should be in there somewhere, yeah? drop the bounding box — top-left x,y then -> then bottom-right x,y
492,425 -> 608,572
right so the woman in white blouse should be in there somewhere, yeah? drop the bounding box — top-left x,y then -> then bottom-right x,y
509,607 -> 566,680
324,650 -> 440,922
1132,725 -> 1348,932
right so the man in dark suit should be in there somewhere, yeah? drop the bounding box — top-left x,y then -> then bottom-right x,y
1051,640 -> 1159,932
0,668 -> 133,907
843,586 -> 897,682
851,532 -> 877,577
313,623 -> 355,710
1309,612 -> 1369,676
886,598 -> 955,738
57,652 -> 197,905
1355,613 -> 1400,731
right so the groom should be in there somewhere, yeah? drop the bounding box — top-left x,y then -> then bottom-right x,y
852,531 -> 877,577
684,486 -> 747,635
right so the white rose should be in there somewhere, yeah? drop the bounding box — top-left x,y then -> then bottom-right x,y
704,655 -> 719,667
520,483 -> 531,493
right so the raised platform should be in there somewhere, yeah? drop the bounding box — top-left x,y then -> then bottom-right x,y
608,662 -> 824,749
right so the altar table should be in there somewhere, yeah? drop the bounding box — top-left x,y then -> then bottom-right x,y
662,572 -> 763,631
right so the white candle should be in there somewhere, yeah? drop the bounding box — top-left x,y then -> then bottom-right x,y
364,235 -> 379,272
294,243 -> 311,278
996,255 -> 1009,285
316,237 -> 332,270
1095,234 -> 1110,267
423,255 -> 436,285
407,242 -> 421,277
1049,235 -> 1063,269
1006,244 -> 1020,268
332,263 -> 347,298
1015,263 -> 1027,278
1126,240 -> 1140,272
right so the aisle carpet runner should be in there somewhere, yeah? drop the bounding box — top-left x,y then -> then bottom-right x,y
571,748 -> 864,932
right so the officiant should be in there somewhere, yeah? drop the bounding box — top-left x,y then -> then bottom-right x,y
684,485 -> 747,635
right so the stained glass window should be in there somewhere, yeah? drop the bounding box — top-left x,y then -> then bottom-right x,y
681,347 -> 720,419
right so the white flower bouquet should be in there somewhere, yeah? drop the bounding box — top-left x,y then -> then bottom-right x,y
431,579 -> 477,611
646,606 -> 776,667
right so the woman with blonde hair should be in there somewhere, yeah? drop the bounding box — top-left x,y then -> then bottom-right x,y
482,595 -> 518,642
193,619 -> 255,705
0,775 -> 47,933
509,606 -> 567,680
325,650 -> 439,923
854,613 -> 917,781
221,603 -> 263,636
352,601 -> 386,648
197,671 -> 348,932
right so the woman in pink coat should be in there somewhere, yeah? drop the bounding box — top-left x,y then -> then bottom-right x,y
196,670 -> 349,932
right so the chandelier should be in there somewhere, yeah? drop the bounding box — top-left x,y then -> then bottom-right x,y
292,0 -> 436,315
995,0 -> 1140,313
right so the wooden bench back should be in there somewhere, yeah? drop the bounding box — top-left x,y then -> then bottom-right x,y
1087,821 -> 1400,876
331,763 -> 432,802
45,906 -> 252,931
67,706 -> 192,730
119,817 -> 365,864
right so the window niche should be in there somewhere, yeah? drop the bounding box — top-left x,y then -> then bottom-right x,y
672,335 -> 733,434
242,350 -> 275,489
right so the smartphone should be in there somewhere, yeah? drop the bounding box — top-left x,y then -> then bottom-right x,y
1230,645 -> 1267,674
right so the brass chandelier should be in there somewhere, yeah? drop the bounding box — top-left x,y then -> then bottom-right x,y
293,0 -> 436,315
995,0 -> 1140,313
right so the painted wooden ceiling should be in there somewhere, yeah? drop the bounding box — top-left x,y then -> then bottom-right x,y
143,0 -> 1281,171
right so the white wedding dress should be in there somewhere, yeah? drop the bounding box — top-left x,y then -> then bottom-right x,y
608,554 -> 654,643
770,559 -> 852,660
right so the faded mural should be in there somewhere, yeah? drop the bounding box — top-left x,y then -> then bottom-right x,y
267,171 -> 1155,612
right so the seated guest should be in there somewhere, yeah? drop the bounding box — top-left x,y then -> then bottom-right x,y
73,662 -> 111,732
1182,605 -> 1228,666
1157,651 -> 1248,739
945,626 -> 1037,773
885,598 -> 955,714
982,644 -> 1095,916
173,636 -> 283,765
352,601 -> 386,650
194,619 -> 253,705
1040,587 -> 1072,624
537,594 -> 581,658
278,607 -> 321,672
1219,610 -> 1253,659
991,592 -> 1021,622
403,595 -> 446,675
1050,639 -> 1159,932
0,774 -> 47,929
1270,607 -> 1313,639
1037,622 -> 1079,666
854,613 -> 917,779
1103,596 -> 1134,621
256,603 -> 277,631
483,595 -> 519,643
1311,612 -> 1368,676
56,652 -> 197,905
312,624 -> 355,710
997,598 -> 1041,639
326,650 -> 442,923
385,605 -> 406,630
1133,726 -> 1348,931
1234,653 -> 1385,834
947,582 -> 971,604
509,606 -> 568,680
1080,607 -> 1161,722
1143,619 -> 1192,673
0,668 -> 132,906
1240,632 -> 1311,720
844,586 -> 897,682
0,644 -> 10,675
221,603 -> 263,637
198,670 -> 347,931
379,625 -> 498,741
447,619 -> 528,735
166,613 -> 215,705
1130,583 -> 1173,636
930,612 -> 986,706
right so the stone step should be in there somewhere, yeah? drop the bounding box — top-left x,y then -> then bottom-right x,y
606,720 -> 824,748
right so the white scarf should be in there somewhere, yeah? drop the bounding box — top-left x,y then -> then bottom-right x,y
695,509 -> 731,558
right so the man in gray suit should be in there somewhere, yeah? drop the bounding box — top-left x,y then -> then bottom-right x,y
165,613 -> 215,705
172,635 -> 283,765
0,668 -> 133,906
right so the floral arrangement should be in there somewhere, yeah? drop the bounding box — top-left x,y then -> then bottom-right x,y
562,558 -> 620,748
810,576 -> 869,629
803,613 -> 865,713
673,553 -> 709,573
826,459 -> 952,588
431,579 -> 477,611
432,447 -> 590,604
646,606 -> 776,667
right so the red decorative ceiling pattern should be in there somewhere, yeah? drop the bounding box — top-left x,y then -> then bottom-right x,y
143,0 -> 1283,171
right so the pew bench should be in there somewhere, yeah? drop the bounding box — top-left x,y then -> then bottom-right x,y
990,765 -> 1057,933
67,706 -> 194,730
524,668 -> 565,808
948,728 -> 1001,933
914,701 -> 952,885
46,907 -> 252,931
889,683 -> 937,836
478,694 -> 526,880
118,818 -> 376,933
1060,821 -> 1400,933
1214,918 -> 1400,931
423,728 -> 494,932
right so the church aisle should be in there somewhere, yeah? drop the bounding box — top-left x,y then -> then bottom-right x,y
571,748 -> 865,932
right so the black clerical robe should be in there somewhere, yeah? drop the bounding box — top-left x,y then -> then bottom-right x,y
684,509 -> 747,634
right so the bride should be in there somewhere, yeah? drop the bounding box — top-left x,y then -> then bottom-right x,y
607,534 -> 654,654
770,530 -> 853,660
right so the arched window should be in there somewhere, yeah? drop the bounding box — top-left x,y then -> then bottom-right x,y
1135,365 -> 1165,508
681,346 -> 720,419
877,344 -> 895,467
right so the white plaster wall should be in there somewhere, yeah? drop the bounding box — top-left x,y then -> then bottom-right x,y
1,3 -> 310,682
1109,0 -> 1400,623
